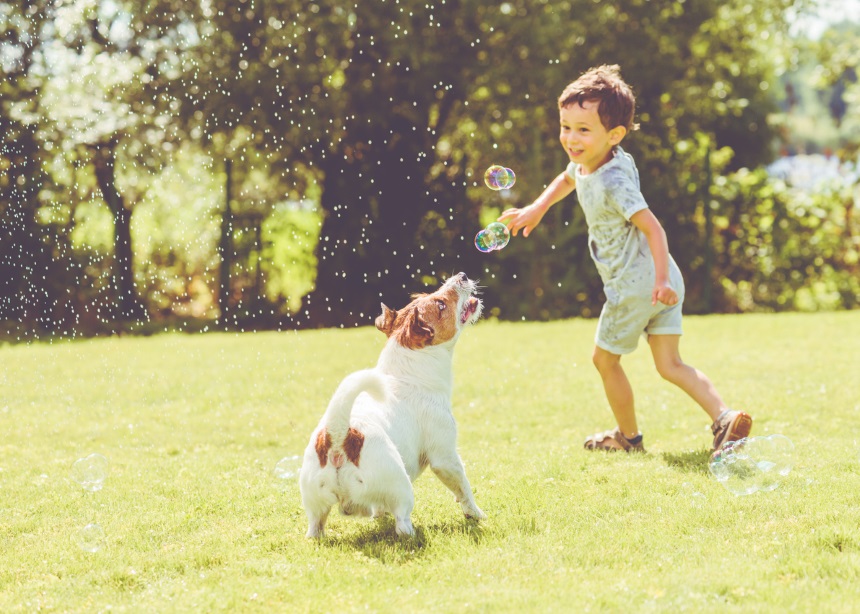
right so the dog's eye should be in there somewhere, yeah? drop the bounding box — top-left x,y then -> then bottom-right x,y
436,300 -> 446,311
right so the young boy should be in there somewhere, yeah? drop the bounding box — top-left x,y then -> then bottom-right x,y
498,65 -> 751,452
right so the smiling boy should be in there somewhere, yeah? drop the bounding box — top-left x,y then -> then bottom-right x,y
498,64 -> 752,452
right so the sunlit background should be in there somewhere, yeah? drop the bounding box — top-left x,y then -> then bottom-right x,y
2,0 -> 858,340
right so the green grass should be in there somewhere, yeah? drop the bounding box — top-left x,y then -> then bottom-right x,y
1,311 -> 859,612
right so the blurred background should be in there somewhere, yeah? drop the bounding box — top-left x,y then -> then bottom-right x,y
2,0 -> 858,340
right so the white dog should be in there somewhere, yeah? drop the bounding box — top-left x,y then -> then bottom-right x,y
299,272 -> 486,538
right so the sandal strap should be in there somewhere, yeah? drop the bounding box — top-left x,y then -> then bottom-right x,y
584,427 -> 644,452
586,427 -> 628,451
607,427 -> 634,451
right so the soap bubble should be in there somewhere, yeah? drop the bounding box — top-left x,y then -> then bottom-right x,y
708,435 -> 795,496
75,523 -> 105,552
475,221 -> 511,253
484,165 -> 516,190
766,434 -> 795,475
273,455 -> 301,489
71,453 -> 109,492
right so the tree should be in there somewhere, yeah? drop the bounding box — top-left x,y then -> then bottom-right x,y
3,0 -> 818,336
146,0 -> 805,325
0,0 -> 59,335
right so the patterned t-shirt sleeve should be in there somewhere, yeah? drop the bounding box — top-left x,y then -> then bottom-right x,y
606,169 -> 649,221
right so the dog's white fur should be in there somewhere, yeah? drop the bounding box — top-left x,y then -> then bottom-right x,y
299,273 -> 486,537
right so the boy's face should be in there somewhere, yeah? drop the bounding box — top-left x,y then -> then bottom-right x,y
559,100 -> 626,175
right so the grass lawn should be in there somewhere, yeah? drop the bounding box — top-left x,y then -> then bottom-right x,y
1,310 -> 859,612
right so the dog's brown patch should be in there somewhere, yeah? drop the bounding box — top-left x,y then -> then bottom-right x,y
377,285 -> 463,349
397,305 -> 435,349
343,428 -> 365,466
315,429 -> 331,467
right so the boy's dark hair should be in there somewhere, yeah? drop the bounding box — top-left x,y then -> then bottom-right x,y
558,64 -> 639,132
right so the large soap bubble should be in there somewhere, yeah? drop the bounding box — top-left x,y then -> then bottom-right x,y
71,453 -> 109,492
75,523 -> 105,553
475,221 -> 511,253
708,435 -> 795,496
484,165 -> 516,190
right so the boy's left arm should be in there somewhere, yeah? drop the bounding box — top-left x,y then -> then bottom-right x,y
630,209 -> 679,306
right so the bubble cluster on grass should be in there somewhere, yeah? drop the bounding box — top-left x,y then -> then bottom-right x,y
75,523 -> 105,553
708,435 -> 795,496
71,453 -> 109,492
475,221 -> 511,253
71,453 -> 110,552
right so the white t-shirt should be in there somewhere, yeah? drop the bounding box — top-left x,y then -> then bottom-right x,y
566,147 -> 686,353
565,146 -> 677,289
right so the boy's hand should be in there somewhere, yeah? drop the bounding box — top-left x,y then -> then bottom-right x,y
498,203 -> 548,237
652,284 -> 678,306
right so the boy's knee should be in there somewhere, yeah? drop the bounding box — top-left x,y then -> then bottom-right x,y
655,357 -> 684,382
592,347 -> 620,373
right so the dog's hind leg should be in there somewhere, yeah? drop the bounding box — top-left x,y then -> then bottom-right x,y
305,505 -> 332,538
430,456 -> 487,520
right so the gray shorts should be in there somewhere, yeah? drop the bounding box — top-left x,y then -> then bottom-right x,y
595,281 -> 685,355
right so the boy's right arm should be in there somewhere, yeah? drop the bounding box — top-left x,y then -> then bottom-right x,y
498,171 -> 575,237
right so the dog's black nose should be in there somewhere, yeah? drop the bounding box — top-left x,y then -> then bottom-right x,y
455,272 -> 468,281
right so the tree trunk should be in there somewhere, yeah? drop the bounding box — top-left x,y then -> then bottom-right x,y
302,121 -> 481,328
92,139 -> 145,321
218,158 -> 233,324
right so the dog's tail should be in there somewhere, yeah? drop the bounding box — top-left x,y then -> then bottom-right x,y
321,369 -> 386,449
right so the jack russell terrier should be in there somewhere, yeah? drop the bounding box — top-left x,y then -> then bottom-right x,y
299,272 -> 486,537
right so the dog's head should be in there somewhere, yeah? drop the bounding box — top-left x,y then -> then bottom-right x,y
375,273 -> 482,350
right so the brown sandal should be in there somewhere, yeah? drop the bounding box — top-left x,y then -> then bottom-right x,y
584,427 -> 645,453
711,410 -> 753,451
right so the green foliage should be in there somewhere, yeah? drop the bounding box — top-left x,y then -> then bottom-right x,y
3,0 -> 858,336
134,146 -> 223,317
712,167 -> 860,311
813,22 -> 860,147
2,312 -> 860,610
465,0 -> 803,319
263,204 -> 320,314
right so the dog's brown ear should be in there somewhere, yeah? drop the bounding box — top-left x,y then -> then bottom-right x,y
375,303 -> 397,336
400,306 -> 434,349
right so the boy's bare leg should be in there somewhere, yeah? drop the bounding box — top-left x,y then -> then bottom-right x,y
648,334 -> 726,421
592,346 -> 639,439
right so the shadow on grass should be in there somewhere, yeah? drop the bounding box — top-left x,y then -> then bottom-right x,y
661,448 -> 712,475
326,516 -> 486,563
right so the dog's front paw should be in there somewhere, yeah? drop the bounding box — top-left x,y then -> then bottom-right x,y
461,501 -> 487,521
395,517 -> 415,537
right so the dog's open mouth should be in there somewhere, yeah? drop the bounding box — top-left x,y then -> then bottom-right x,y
460,297 -> 479,324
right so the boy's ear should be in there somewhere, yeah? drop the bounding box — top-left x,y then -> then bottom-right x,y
609,125 -> 627,145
